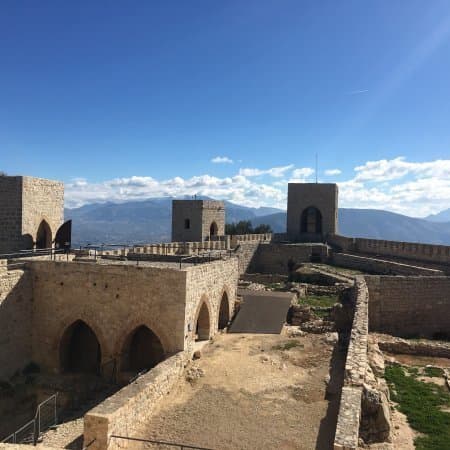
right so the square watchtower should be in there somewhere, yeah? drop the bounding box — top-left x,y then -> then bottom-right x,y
287,183 -> 338,242
0,175 -> 64,253
171,199 -> 225,242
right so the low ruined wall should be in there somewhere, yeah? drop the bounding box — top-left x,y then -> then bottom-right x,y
332,252 -> 444,276
248,243 -> 328,274
334,277 -> 368,450
366,276 -> 450,338
0,266 -> 33,380
84,352 -> 189,450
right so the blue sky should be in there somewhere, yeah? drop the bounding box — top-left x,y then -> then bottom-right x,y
1,1 -> 450,216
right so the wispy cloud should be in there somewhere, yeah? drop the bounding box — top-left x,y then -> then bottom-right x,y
211,156 -> 233,164
239,164 -> 294,178
347,89 -> 369,95
325,169 -> 342,176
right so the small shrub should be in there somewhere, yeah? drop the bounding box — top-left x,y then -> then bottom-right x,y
423,366 -> 445,378
273,340 -> 304,351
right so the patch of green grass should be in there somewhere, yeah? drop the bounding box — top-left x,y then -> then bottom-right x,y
406,366 -> 419,377
385,365 -> 450,450
423,366 -> 445,378
272,340 -> 304,351
299,294 -> 338,308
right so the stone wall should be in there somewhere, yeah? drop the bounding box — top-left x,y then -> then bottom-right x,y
334,276 -> 368,450
0,266 -> 33,379
287,183 -> 338,241
328,234 -> 450,268
234,242 -> 260,274
21,177 -> 64,247
365,276 -> 450,338
248,243 -> 329,274
29,258 -> 237,374
31,261 -> 188,373
84,352 -> 189,450
184,258 -> 238,351
0,176 -> 64,254
331,252 -> 444,276
171,200 -> 225,242
0,177 -> 23,254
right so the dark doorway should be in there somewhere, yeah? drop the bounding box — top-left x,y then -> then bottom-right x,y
195,302 -> 210,341
60,320 -> 101,374
121,325 -> 165,373
36,220 -> 52,249
218,292 -> 230,330
55,220 -> 72,250
300,207 -> 322,234
210,221 -> 218,237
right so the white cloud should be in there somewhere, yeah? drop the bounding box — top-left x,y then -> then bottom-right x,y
239,164 -> 294,178
325,169 -> 342,176
65,157 -> 450,218
211,156 -> 233,164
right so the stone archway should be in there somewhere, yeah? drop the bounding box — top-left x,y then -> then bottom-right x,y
210,221 -> 218,237
120,325 -> 165,373
300,207 -> 322,234
36,219 -> 52,249
195,301 -> 211,341
59,320 -> 101,374
218,291 -> 230,330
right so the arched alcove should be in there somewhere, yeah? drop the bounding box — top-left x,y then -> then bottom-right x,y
36,220 -> 52,249
60,320 -> 101,374
120,325 -> 165,373
195,302 -> 211,341
218,292 -> 230,330
300,207 -> 322,234
210,221 -> 218,237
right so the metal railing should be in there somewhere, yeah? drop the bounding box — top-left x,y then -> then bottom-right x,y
1,393 -> 58,445
0,247 -> 68,268
110,435 -> 215,450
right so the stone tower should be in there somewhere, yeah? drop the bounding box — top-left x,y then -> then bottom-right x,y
171,199 -> 225,242
286,183 -> 338,242
0,175 -> 64,253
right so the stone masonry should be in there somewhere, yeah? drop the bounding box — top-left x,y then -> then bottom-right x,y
287,183 -> 338,242
171,200 -> 225,242
0,176 -> 64,253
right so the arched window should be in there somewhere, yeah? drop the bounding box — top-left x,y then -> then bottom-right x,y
60,320 -> 101,374
195,302 -> 211,341
210,222 -> 218,237
121,325 -> 165,373
36,220 -> 52,249
218,292 -> 230,330
300,207 -> 322,234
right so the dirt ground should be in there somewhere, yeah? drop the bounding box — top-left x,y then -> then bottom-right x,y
139,331 -> 344,450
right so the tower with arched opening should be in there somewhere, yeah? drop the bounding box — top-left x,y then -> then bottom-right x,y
0,175 -> 66,253
171,199 -> 225,242
287,183 -> 338,242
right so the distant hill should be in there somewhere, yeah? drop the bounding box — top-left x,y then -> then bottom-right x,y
65,199 -> 450,246
253,208 -> 450,245
65,198 -> 284,246
426,208 -> 450,223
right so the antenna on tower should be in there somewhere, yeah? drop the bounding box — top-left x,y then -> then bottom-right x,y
315,153 -> 318,183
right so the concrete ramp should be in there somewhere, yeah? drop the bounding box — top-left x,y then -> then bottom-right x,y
229,290 -> 294,334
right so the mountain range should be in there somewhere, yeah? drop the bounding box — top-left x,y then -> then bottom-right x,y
65,199 -> 450,246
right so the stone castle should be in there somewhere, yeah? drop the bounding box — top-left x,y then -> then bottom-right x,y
0,175 -> 449,450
